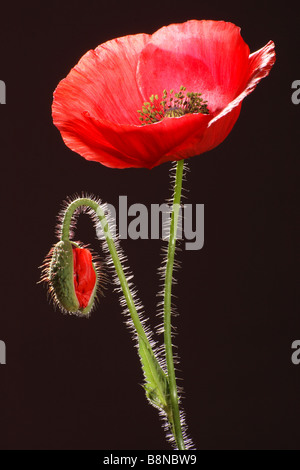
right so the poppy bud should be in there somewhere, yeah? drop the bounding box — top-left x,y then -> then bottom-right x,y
44,240 -> 98,315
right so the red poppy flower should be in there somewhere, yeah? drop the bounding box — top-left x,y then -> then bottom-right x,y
52,20 -> 275,169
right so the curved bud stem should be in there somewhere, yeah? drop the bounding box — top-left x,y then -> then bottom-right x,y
164,159 -> 186,450
61,197 -> 150,346
58,193 -> 189,449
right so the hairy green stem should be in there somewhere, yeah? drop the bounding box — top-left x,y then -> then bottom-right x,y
164,160 -> 186,450
60,190 -> 187,449
61,198 -> 149,344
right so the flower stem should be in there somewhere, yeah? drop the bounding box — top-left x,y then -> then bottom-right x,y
164,160 -> 186,450
61,198 -> 149,344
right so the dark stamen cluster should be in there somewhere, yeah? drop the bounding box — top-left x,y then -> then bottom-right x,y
137,86 -> 209,125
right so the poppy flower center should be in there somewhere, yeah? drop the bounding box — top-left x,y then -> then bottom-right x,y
137,86 -> 209,125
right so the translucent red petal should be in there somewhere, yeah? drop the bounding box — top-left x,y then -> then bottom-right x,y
73,247 -> 96,309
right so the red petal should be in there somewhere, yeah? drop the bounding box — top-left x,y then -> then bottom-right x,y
73,247 -> 96,309
53,33 -> 150,128
137,20 -> 250,114
158,38 -> 275,164
157,104 -> 242,165
78,110 -> 211,168
208,40 -> 276,127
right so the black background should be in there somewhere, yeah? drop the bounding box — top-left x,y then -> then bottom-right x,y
0,0 -> 299,450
